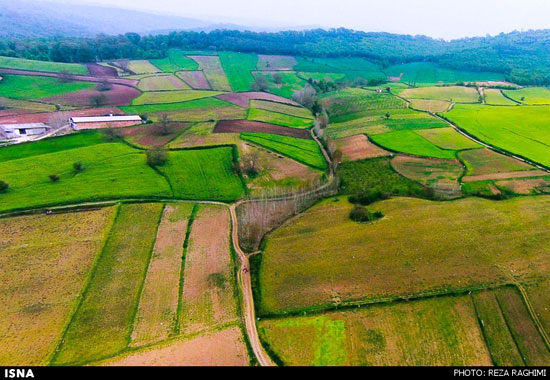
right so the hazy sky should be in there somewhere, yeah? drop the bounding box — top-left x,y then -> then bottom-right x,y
63,0 -> 550,40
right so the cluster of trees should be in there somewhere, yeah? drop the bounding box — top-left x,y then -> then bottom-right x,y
1,28 -> 550,84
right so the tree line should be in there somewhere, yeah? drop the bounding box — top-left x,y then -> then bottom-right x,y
1,28 -> 550,85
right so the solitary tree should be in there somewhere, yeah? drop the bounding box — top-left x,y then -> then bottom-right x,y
385,112 -> 391,119
58,70 -> 74,83
0,181 -> 8,193
49,174 -> 60,182
73,161 -> 84,173
157,113 -> 172,136
0,99 -> 7,110
273,72 -> 283,85
251,75 -> 269,92
146,147 -> 168,167
90,94 -> 107,107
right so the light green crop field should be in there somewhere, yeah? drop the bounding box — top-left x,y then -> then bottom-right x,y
51,203 -> 163,365
219,52 -> 258,92
0,56 -> 88,75
151,49 -> 199,72
137,75 -> 190,91
0,74 -> 95,100
127,60 -> 162,74
295,57 -> 385,81
254,71 -> 307,99
259,294 -> 491,366
257,196 -> 550,314
445,104 -> 550,167
0,96 -> 62,112
240,132 -> 327,170
189,55 -> 232,91
409,99 -> 452,113
326,108 -> 447,140
484,89 -> 518,105
458,148 -> 536,176
121,97 -> 233,115
249,99 -> 313,119
503,87 -> 550,105
320,89 -> 407,123
401,86 -> 480,103
157,147 -> 245,202
384,62 -> 504,85
370,130 -> 457,159
415,127 -> 481,150
247,108 -> 314,129
131,90 -> 223,105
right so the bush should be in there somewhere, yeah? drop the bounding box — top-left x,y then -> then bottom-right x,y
73,161 -> 84,173
146,147 -> 168,167
349,206 -> 384,223
0,181 -> 8,193
349,190 -> 389,206
49,174 -> 60,182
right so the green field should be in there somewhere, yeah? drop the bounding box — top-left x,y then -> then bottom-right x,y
0,56 -> 88,75
259,294 -> 491,366
151,49 -> 199,72
0,138 -> 245,212
503,87 -> 550,105
247,108 -> 314,128
401,86 -> 480,103
121,97 -> 234,115
240,132 -> 326,170
249,99 -> 313,119
131,90 -> 223,105
257,196 -> 550,314
484,89 -> 518,106
137,75 -> 189,91
320,89 -> 407,122
295,57 -> 385,81
219,52 -> 258,92
157,147 -> 245,202
458,148 -> 535,176
415,127 -> 481,150
51,203 -> 163,365
445,104 -> 550,167
384,62 -> 504,85
370,130 -> 458,159
255,71 -> 307,98
0,75 -> 95,100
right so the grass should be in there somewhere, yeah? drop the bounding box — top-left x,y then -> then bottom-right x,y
254,71 -> 307,99
384,62 -> 504,85
320,89 -> 407,122
249,99 -> 313,119
0,74 -> 95,100
503,87 -> 550,105
401,86 -> 480,103
445,104 -> 550,167
295,57 -> 385,81
257,55 -> 297,70
370,130 -> 458,159
458,148 -> 536,176
484,89 -> 518,105
247,108 -> 314,129
0,208 -> 116,365
157,147 -> 245,202
259,294 -> 491,366
257,196 -> 550,314
409,99 -> 451,113
121,97 -> 233,115
0,130 -> 105,162
471,290 -> 525,366
0,96 -> 61,112
338,157 -> 429,197
240,132 -> 327,170
148,104 -> 246,122
0,56 -> 88,75
0,142 -> 171,213
219,52 -> 258,92
137,75 -> 189,91
151,49 -> 199,72
51,203 -> 164,365
131,90 -> 223,105
415,127 -> 482,150
131,204 -> 194,347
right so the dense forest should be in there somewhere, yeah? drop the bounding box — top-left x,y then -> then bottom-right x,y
1,28 -> 550,85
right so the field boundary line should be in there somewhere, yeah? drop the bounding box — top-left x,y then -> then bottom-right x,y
48,204 -> 122,366
514,283 -> 550,351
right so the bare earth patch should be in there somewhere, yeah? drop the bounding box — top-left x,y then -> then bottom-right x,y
215,120 -> 311,139
497,178 -> 550,194
462,170 -> 549,182
102,326 -> 248,366
333,135 -> 391,161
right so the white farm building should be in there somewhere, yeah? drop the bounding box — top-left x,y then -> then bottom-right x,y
0,123 -> 50,144
70,115 -> 143,130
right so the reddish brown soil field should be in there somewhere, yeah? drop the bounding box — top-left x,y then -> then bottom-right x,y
86,63 -> 119,78
216,92 -> 300,108
40,84 -> 140,107
214,120 -> 311,139
177,71 -> 211,90
333,135 -> 391,161
462,170 -> 549,182
0,68 -> 138,87
0,107 -> 124,124
119,123 -> 190,147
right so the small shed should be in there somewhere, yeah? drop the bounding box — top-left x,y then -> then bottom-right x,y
0,123 -> 50,140
70,115 -> 143,130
